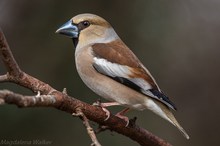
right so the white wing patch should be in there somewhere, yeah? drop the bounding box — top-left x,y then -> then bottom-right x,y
93,57 -> 177,110
129,78 -> 152,91
93,57 -> 152,90
94,57 -> 131,77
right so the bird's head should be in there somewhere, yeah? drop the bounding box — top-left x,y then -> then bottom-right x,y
56,13 -> 118,48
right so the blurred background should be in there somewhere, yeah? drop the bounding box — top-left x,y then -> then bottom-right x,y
0,0 -> 220,146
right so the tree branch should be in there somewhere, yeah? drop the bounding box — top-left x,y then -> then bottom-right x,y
0,28 -> 172,146
0,28 -> 22,76
72,107 -> 101,146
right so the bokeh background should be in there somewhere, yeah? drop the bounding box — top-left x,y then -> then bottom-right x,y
0,0 -> 220,146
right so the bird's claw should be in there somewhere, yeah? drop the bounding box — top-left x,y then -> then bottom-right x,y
115,113 -> 130,127
92,100 -> 129,125
102,107 -> 111,121
92,99 -> 111,121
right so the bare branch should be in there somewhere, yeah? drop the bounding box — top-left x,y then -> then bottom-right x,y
0,28 -> 22,77
0,90 -> 56,107
0,28 -> 172,146
73,108 -> 102,146
0,89 -> 172,146
0,74 -> 9,82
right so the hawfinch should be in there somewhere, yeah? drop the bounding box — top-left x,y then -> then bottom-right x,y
56,13 -> 189,139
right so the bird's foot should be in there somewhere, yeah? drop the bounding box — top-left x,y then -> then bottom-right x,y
92,100 -> 120,121
115,113 -> 129,127
92,99 -> 110,120
92,100 -> 130,126
115,108 -> 130,127
102,107 -> 111,121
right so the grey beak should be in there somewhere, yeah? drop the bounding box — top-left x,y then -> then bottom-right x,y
56,20 -> 79,38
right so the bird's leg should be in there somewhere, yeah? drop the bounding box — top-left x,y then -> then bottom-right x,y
115,108 -> 130,127
100,102 -> 121,121
100,102 -> 121,107
93,100 -> 130,126
93,100 -> 120,121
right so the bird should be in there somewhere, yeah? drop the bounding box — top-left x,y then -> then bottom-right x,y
56,13 -> 189,139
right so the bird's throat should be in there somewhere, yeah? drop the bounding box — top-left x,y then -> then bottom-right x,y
72,38 -> 79,48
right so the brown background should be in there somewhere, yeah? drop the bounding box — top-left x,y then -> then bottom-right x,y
0,0 -> 220,146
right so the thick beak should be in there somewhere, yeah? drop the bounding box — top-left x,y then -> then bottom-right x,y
56,20 -> 78,38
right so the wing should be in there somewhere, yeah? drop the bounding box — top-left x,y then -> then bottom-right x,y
92,40 -> 177,110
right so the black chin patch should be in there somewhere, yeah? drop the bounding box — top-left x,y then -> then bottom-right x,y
72,38 -> 79,47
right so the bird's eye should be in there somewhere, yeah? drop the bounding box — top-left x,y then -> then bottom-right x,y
78,21 -> 90,31
82,21 -> 90,27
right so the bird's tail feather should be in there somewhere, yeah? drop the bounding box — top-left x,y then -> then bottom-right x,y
146,99 -> 189,139
165,110 -> 190,139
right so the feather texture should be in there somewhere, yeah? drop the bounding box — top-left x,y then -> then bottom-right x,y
92,46 -> 177,110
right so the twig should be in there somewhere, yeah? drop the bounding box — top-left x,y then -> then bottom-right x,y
0,28 -> 172,146
0,28 -> 21,77
62,88 -> 68,95
0,74 -> 9,82
73,108 -> 102,146
0,90 -> 56,107
95,125 -> 109,134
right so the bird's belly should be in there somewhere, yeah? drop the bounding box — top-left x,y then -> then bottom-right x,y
76,61 -> 147,110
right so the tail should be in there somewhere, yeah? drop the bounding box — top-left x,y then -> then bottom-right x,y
161,104 -> 190,139
165,111 -> 190,139
147,99 -> 190,139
